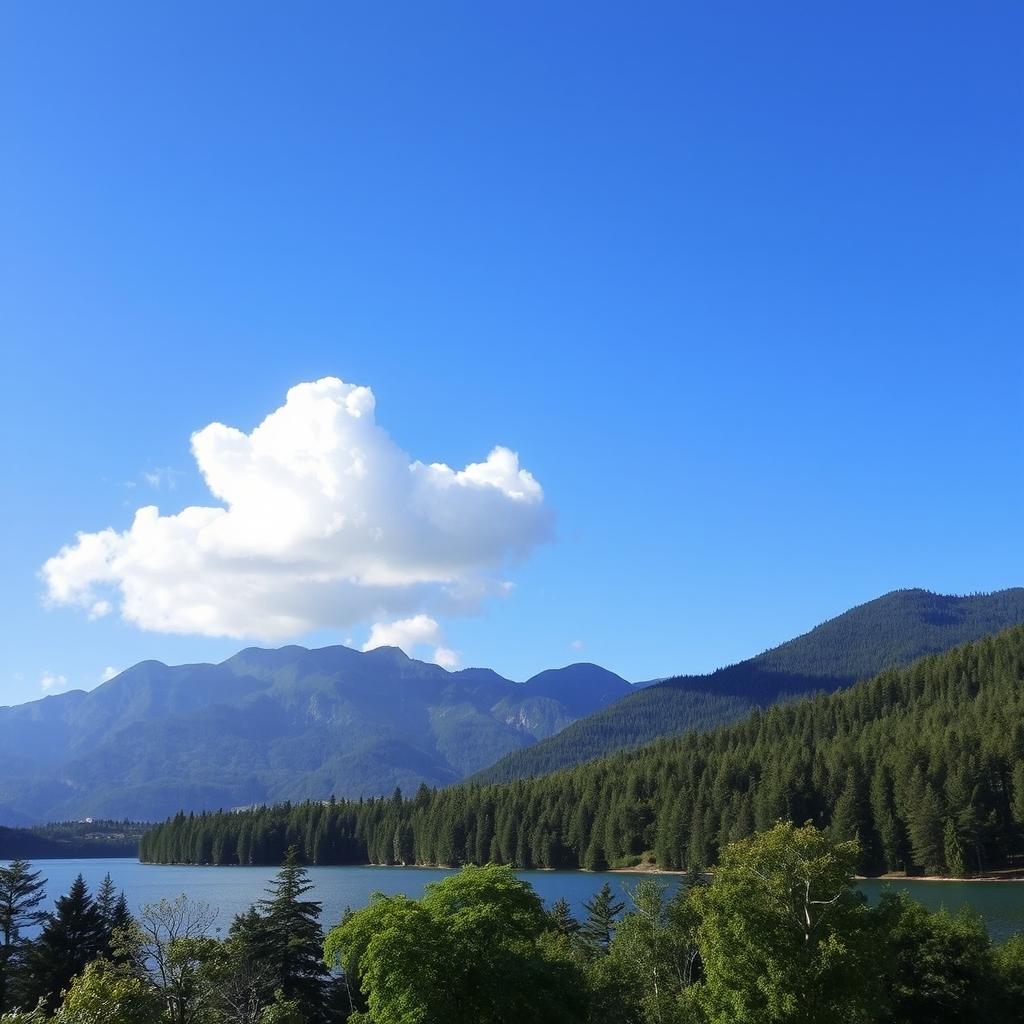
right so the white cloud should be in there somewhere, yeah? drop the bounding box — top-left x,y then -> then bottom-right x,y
433,647 -> 461,670
40,672 -> 68,693
101,666 -> 120,682
569,639 -> 585,651
42,377 -> 551,641
363,613 -> 443,651
362,615 -> 462,670
142,467 -> 181,490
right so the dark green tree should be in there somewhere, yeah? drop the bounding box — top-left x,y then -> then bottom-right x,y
548,897 -> 580,938
944,819 -> 967,878
908,781 -> 946,873
247,847 -> 328,1022
581,883 -> 624,953
25,875 -> 104,1010
94,873 -> 133,958
877,891 -> 1000,1023
0,859 -> 47,1012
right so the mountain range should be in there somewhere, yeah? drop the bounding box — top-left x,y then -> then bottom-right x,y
0,646 -> 631,824
4,587 -> 1023,825
469,587 -> 1024,783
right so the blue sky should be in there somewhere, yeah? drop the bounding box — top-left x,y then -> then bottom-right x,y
2,2 -> 1022,704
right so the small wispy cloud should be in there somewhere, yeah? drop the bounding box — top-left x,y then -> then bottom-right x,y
100,666 -> 120,682
40,671 -> 68,693
142,467 -> 182,490
569,639 -> 584,652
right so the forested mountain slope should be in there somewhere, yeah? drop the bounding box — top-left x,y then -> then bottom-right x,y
143,624 -> 1024,876
471,588 -> 1024,783
0,646 -> 631,823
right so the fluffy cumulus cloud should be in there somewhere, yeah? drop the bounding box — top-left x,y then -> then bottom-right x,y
362,613 -> 461,669
42,377 -> 551,645
101,666 -> 120,682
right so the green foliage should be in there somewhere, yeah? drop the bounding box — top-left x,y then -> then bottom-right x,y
0,1009 -> 47,1023
581,883 -> 625,952
145,625 -> 1024,878
55,960 -> 163,1024
0,860 -> 47,1013
23,875 -> 106,1011
992,934 -> 1024,1016
9,826 -> 1024,1024
604,880 -> 700,1024
119,894 -> 220,1024
244,847 -> 329,1021
876,891 -> 1000,1023
548,897 -> 580,937
324,864 -> 587,1024
257,990 -> 305,1024
693,822 -> 881,1024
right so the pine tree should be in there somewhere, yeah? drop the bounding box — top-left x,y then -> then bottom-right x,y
249,847 -> 329,1022
581,882 -> 624,953
1012,762 -> 1024,832
93,873 -> 132,956
829,769 -> 861,843
548,897 -> 580,937
908,783 -> 945,874
0,859 -> 47,1012
582,836 -> 607,872
944,818 -> 967,878
870,766 -> 904,871
25,874 -> 105,1010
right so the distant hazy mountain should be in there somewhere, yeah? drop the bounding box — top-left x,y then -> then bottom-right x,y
0,645 -> 632,823
470,588 -> 1024,783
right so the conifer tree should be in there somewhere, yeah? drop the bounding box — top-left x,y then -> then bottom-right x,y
908,782 -> 945,873
0,860 -> 47,1012
944,819 -> 967,878
248,847 -> 328,1022
26,875 -> 104,1010
581,883 -> 624,953
1011,762 -> 1024,834
548,897 -> 580,937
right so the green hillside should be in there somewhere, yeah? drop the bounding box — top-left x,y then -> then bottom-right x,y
142,622 -> 1024,876
470,587 -> 1024,783
0,646 -> 632,823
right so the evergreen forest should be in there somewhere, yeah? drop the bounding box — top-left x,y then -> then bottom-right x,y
141,625 -> 1024,877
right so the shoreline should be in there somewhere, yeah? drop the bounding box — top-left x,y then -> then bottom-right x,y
132,859 -> 1024,882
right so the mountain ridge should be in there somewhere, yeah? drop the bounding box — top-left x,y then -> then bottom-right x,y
0,645 -> 633,824
468,587 -> 1024,784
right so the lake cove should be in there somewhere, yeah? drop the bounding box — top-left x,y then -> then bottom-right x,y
9,859 -> 1024,943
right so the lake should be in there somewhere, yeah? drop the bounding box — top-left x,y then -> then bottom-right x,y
10,859 -> 1024,942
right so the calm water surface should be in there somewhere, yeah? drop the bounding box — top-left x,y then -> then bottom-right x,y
10,860 -> 1024,942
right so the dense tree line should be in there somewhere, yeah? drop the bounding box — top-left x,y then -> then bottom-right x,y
143,626 -> 1024,876
0,822 -> 144,861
